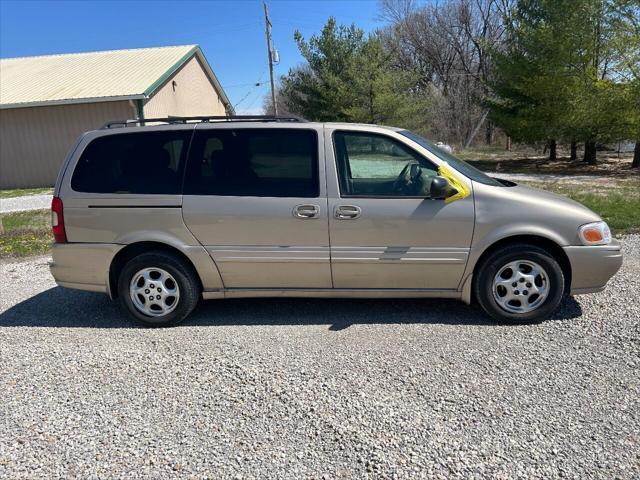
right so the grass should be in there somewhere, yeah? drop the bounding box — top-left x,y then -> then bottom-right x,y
523,182 -> 640,234
0,187 -> 53,199
0,209 -> 52,258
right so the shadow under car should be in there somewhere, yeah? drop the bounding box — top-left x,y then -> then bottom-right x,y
0,286 -> 583,329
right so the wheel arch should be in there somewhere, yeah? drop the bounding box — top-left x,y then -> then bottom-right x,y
108,241 -> 203,299
464,234 -> 572,304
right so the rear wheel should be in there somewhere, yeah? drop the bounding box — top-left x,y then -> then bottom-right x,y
474,244 -> 565,323
117,251 -> 200,327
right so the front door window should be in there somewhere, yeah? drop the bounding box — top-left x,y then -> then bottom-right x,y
333,131 -> 439,197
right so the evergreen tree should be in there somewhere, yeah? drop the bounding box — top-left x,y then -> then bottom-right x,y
489,0 -> 639,164
278,18 -> 425,126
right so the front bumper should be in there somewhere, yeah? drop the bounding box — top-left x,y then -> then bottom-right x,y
563,241 -> 623,295
49,242 -> 123,296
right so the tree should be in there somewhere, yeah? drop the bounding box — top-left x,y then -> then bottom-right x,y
343,35 -> 427,127
279,18 -> 363,121
566,0 -> 639,164
489,0 -> 640,164
608,0 -> 640,167
262,72 -> 303,117
488,0 -> 574,160
275,18 -> 424,126
380,0 -> 514,147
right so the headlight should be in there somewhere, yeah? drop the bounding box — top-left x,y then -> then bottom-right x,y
578,221 -> 611,245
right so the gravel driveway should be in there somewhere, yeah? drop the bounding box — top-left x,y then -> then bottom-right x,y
0,237 -> 638,479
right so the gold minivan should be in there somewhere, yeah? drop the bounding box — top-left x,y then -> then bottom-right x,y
50,116 -> 622,326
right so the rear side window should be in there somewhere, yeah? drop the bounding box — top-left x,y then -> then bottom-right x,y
184,128 -> 319,197
71,131 -> 191,194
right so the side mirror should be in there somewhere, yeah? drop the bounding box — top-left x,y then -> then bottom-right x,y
430,176 -> 457,199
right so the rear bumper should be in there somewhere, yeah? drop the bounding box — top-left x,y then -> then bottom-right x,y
49,243 -> 123,296
563,241 -> 623,295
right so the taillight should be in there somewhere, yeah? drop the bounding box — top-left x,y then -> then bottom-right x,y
51,196 -> 67,243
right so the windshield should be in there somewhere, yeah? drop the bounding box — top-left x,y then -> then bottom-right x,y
399,130 -> 503,187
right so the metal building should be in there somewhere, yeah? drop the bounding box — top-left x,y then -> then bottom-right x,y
0,45 -> 233,188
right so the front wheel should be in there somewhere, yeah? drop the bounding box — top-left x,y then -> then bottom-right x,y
117,251 -> 200,327
474,244 -> 565,323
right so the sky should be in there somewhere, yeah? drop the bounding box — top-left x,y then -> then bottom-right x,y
0,0 -> 383,114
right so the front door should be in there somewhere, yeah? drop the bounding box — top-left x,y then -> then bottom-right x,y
326,128 -> 474,290
182,125 -> 331,289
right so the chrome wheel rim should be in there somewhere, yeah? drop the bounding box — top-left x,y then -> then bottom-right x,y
492,260 -> 549,314
129,267 -> 180,317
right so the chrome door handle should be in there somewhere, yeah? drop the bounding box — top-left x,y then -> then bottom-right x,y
334,205 -> 361,219
293,204 -> 320,219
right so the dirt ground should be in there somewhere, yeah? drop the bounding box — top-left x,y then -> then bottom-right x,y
461,147 -> 638,180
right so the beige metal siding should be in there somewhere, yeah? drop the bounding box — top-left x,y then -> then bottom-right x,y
143,56 -> 226,118
0,101 -> 134,188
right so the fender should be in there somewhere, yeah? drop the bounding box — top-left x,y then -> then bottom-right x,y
459,224 -> 570,296
114,230 -> 225,291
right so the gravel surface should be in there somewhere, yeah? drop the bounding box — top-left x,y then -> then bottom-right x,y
0,237 -> 638,479
0,194 -> 52,213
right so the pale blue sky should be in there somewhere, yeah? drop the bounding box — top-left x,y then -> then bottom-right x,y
0,0 -> 384,113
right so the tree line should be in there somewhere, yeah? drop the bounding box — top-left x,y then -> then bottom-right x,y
266,0 -> 640,167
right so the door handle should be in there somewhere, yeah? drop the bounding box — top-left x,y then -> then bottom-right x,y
334,205 -> 361,220
293,204 -> 320,219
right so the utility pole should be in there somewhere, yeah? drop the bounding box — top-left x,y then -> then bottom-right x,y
263,1 -> 278,115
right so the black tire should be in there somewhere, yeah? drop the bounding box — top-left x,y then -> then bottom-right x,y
473,243 -> 565,324
117,251 -> 200,327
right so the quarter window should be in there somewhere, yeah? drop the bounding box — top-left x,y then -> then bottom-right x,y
184,129 -> 319,197
71,131 -> 190,194
333,131 -> 438,197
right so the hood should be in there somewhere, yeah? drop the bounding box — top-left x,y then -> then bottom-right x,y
507,183 -> 602,222
472,180 -> 603,247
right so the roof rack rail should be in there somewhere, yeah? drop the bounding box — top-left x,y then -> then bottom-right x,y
101,115 -> 307,129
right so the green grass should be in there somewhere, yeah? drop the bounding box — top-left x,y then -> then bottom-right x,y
0,187 -> 53,199
524,183 -> 640,234
0,209 -> 52,257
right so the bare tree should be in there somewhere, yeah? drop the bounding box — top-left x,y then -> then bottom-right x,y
379,0 -> 514,147
262,67 -> 309,117
262,86 -> 295,117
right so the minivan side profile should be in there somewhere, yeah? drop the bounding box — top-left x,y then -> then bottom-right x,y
50,116 -> 623,326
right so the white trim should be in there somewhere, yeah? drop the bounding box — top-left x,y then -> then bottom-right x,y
0,95 -> 146,110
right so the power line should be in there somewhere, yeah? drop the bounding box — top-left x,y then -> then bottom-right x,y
242,85 -> 269,112
232,70 -> 267,109
224,81 -> 266,89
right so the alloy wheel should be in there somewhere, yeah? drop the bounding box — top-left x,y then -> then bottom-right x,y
492,260 -> 549,314
129,267 -> 180,317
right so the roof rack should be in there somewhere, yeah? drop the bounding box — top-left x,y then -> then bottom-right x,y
101,115 -> 307,129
